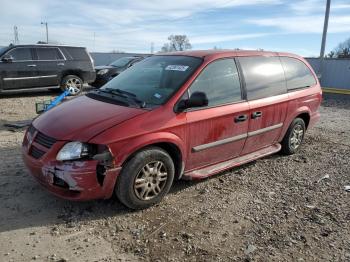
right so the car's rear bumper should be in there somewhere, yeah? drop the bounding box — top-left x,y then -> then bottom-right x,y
309,111 -> 321,129
22,145 -> 121,201
81,71 -> 96,84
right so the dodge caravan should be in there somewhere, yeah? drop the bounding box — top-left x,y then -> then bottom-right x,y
22,50 -> 322,209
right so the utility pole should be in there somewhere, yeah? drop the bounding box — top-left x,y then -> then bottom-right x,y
320,0 -> 331,58
14,26 -> 19,44
151,42 -> 154,54
41,22 -> 49,44
93,32 -> 96,52
319,0 -> 331,79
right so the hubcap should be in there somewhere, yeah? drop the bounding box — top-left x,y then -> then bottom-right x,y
290,124 -> 304,149
134,161 -> 168,201
65,78 -> 82,95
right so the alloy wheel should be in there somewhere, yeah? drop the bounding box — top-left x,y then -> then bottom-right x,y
134,161 -> 168,200
65,77 -> 82,95
290,124 -> 304,150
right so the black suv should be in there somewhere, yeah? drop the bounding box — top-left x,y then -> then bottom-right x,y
0,44 -> 96,95
92,56 -> 145,88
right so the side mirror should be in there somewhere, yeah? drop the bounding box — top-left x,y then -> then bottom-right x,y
1,55 -> 13,63
176,91 -> 208,112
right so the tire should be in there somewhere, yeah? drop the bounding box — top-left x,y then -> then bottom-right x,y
115,147 -> 175,210
60,75 -> 83,96
281,118 -> 306,155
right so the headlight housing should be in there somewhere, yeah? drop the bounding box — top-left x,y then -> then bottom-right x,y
56,142 -> 90,161
97,69 -> 109,75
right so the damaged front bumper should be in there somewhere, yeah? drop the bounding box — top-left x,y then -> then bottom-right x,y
22,142 -> 121,201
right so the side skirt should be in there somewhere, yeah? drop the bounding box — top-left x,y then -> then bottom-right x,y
182,143 -> 281,180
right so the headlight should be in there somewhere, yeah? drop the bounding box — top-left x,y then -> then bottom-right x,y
97,69 -> 109,75
56,142 -> 89,161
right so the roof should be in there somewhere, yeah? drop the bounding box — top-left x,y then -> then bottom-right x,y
9,44 -> 86,49
157,49 -> 301,60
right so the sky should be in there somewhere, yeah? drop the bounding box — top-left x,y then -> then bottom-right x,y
0,0 -> 350,57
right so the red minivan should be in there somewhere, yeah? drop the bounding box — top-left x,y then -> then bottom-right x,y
22,50 -> 321,209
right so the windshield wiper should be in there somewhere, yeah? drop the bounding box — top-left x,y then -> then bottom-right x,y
104,88 -> 146,108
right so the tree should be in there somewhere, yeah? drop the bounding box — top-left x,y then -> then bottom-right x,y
327,51 -> 335,58
160,35 -> 192,53
327,37 -> 350,58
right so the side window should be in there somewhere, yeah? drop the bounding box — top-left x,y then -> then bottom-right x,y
65,47 -> 89,60
35,48 -> 63,60
189,59 -> 242,107
238,56 -> 286,100
280,57 -> 316,90
7,48 -> 32,61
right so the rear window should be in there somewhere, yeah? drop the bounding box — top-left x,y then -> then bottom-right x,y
238,56 -> 286,100
7,48 -> 32,61
35,47 -> 63,60
280,57 -> 316,90
64,47 -> 89,60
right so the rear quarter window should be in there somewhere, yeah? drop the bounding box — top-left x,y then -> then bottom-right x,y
280,57 -> 316,90
63,47 -> 89,60
238,56 -> 286,100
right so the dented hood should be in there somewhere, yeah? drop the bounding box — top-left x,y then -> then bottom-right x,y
33,95 -> 146,141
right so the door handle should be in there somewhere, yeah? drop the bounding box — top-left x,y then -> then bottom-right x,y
27,64 -> 37,67
234,114 -> 248,123
251,111 -> 262,119
57,63 -> 65,66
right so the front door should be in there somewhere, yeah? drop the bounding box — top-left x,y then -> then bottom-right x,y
184,58 -> 249,171
0,47 -> 37,90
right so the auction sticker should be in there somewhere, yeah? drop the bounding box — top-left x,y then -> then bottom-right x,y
165,65 -> 189,71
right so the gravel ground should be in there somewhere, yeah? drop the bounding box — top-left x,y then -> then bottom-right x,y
0,91 -> 349,262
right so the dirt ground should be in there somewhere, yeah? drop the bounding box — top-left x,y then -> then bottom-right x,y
0,91 -> 349,262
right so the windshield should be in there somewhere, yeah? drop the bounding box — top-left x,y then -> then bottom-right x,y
101,55 -> 203,106
0,47 -> 8,56
109,57 -> 136,67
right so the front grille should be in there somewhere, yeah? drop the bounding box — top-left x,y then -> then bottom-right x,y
30,146 -> 46,159
34,131 -> 56,149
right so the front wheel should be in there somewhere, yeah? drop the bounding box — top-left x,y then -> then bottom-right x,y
281,118 -> 306,155
60,75 -> 83,96
115,147 -> 175,210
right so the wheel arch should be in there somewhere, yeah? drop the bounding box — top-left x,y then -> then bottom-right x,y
279,107 -> 311,142
296,112 -> 310,129
122,142 -> 184,180
60,70 -> 85,83
113,134 -> 186,180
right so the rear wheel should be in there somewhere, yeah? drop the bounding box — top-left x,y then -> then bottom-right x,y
281,118 -> 306,155
115,147 -> 175,210
60,75 -> 83,96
